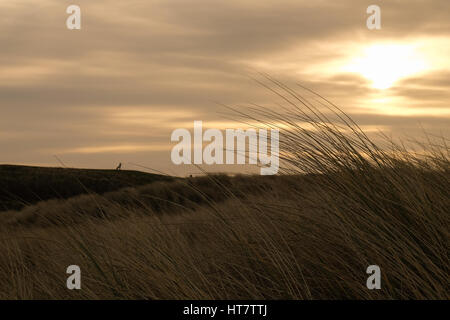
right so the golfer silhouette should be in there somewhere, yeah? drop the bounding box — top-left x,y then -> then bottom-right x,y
116,162 -> 122,171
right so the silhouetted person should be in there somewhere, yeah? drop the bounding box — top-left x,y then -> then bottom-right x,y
116,163 -> 122,171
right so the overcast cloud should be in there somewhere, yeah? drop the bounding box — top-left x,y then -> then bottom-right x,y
0,0 -> 449,173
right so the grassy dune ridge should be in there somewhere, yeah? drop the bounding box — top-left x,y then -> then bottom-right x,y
0,81 -> 448,299
0,165 -> 172,211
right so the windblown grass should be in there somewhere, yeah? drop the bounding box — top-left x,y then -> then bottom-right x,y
0,79 -> 448,299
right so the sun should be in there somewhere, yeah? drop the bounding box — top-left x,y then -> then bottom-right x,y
344,44 -> 428,90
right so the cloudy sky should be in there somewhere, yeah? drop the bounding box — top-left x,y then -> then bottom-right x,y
1,0 -> 449,175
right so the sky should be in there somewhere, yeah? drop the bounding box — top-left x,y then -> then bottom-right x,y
1,0 -> 449,175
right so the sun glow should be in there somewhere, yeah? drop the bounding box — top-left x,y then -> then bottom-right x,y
344,44 -> 428,90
